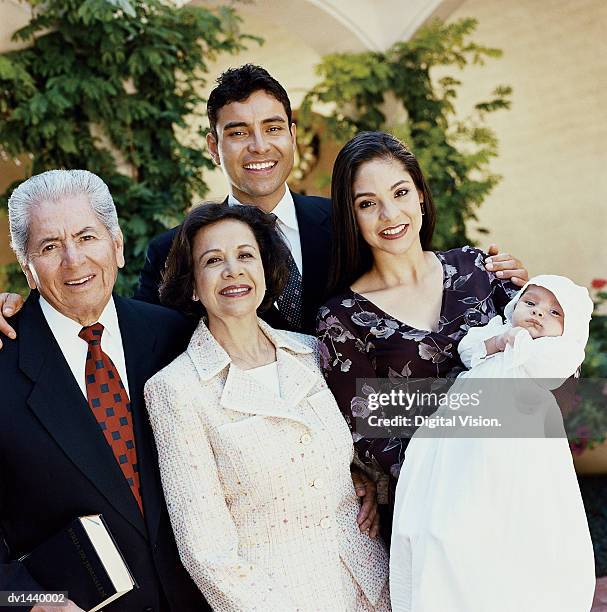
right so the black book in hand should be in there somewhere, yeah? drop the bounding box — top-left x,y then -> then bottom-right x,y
20,515 -> 135,612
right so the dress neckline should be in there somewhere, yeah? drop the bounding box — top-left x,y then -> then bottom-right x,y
347,251 -> 448,334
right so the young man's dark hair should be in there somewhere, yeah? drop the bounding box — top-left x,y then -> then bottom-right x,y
207,64 -> 293,138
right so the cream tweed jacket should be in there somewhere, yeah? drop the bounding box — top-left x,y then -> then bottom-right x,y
144,319 -> 389,611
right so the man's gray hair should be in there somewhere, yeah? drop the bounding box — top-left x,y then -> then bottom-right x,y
8,169 -> 120,264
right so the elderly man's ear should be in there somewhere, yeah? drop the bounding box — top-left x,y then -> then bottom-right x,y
115,229 -> 125,269
22,261 -> 37,291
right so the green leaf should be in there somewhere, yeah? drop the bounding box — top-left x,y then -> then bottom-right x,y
106,0 -> 137,19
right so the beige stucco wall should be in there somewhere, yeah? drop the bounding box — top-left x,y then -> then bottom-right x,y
0,0 -> 31,52
440,0 -> 606,286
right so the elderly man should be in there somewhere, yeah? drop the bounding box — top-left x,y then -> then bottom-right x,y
0,170 -> 207,611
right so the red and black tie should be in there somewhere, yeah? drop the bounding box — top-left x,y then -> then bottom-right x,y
79,323 -> 143,514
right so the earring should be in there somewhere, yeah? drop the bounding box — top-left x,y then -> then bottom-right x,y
192,292 -> 199,302
420,201 -> 425,216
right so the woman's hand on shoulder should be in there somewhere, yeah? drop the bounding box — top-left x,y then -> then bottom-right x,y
484,244 -> 529,287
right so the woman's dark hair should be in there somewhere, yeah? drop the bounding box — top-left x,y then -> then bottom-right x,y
327,131 -> 437,296
207,64 -> 293,138
160,203 -> 290,318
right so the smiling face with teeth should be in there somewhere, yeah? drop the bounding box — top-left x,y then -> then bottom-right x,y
192,218 -> 266,325
23,194 -> 125,326
352,157 -> 425,259
206,90 -> 297,213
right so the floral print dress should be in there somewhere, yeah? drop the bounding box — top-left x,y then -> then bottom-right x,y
317,247 -> 518,503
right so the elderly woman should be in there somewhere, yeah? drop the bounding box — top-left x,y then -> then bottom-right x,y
143,203 -> 390,611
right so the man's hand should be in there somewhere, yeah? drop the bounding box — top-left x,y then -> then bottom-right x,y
0,292 -> 24,348
351,468 -> 380,539
32,600 -> 85,612
484,244 -> 528,287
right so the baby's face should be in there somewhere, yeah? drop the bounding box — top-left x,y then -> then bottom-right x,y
511,285 -> 564,338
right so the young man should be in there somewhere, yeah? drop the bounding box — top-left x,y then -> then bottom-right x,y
135,64 -> 332,334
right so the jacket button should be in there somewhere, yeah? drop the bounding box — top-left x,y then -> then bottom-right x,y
300,433 -> 312,445
144,608 -> 153,612
311,478 -> 323,489
319,517 -> 331,529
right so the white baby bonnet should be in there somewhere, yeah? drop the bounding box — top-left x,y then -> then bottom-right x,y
502,274 -> 594,376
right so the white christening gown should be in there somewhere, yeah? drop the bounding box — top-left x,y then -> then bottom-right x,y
390,316 -> 595,612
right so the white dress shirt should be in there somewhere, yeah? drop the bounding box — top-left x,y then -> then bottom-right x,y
39,295 -> 130,398
228,185 -> 303,275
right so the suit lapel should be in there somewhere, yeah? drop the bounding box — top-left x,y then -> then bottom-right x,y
20,294 -> 147,537
292,192 -> 331,330
293,192 -> 329,279
114,296 -> 164,545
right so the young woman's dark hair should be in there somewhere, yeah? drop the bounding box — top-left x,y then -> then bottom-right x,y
327,131 -> 437,296
160,203 -> 290,317
207,64 -> 293,138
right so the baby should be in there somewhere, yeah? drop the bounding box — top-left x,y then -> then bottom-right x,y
390,275 -> 596,612
484,283 -> 566,353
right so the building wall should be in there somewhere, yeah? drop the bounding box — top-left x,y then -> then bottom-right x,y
439,0 -> 606,286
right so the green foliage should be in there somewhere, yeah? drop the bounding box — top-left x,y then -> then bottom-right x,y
565,285 -> 607,452
299,18 -> 512,250
0,0 -> 256,294
582,290 -> 607,379
0,262 -> 30,296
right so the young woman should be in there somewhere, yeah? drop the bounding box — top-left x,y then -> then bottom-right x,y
317,131 -> 526,507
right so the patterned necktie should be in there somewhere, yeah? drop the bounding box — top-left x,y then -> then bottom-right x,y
267,213 -> 304,330
79,323 -> 143,514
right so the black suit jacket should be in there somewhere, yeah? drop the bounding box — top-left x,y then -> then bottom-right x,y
0,293 -> 206,611
134,192 -> 332,334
